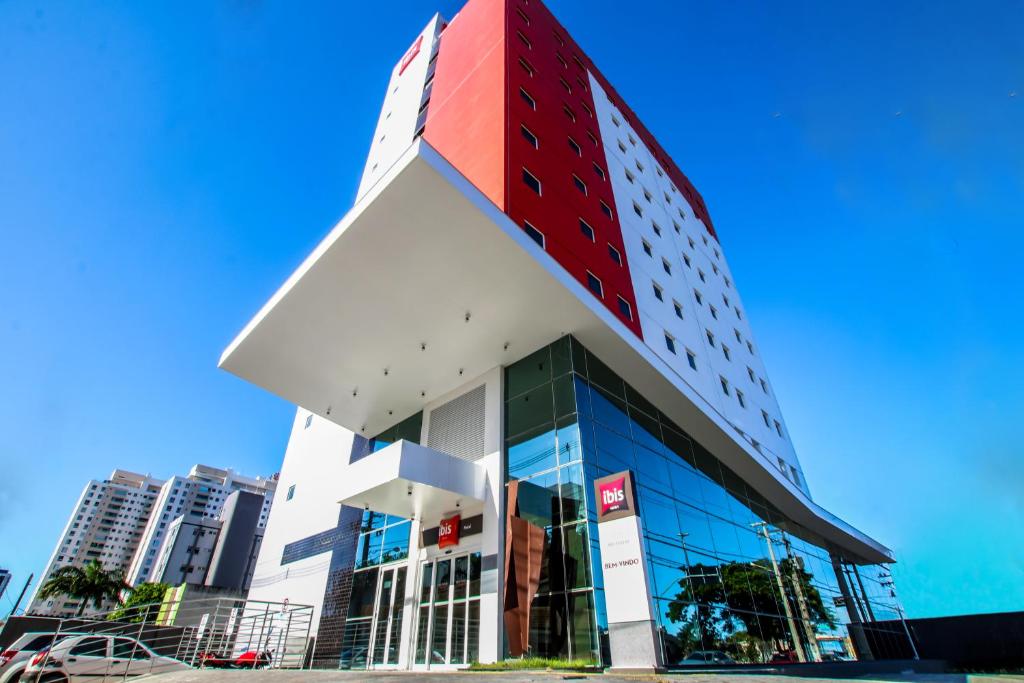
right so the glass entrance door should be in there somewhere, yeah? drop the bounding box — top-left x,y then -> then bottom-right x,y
413,552 -> 481,667
368,565 -> 406,667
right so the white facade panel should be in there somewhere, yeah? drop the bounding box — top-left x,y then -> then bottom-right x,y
356,15 -> 445,202
588,73 -> 807,493
246,408 -> 357,635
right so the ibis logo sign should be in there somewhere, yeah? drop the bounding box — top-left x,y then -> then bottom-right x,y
599,477 -> 628,516
594,471 -> 636,523
438,514 -> 461,549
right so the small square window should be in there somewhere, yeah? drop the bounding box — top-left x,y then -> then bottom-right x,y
714,248 -> 721,260
556,52 -> 567,68
652,221 -> 662,236
628,134 -> 636,146
673,301 -> 683,319
580,101 -> 593,118
688,236 -> 695,249
517,30 -> 532,49
579,218 -> 595,241
737,390 -> 746,408
720,376 -> 730,396
722,344 -> 731,361
563,104 -> 576,122
683,253 -> 691,268
686,349 -> 697,370
652,282 -> 663,301
712,263 -> 719,275
577,75 -> 588,92
642,240 -> 652,256
747,340 -> 755,354
618,140 -> 627,153
553,29 -> 565,46
703,234 -> 709,246
516,7 -> 531,24
643,189 -> 652,203
304,414 -> 313,429
734,329 -> 742,343
762,410 -> 771,428
736,306 -> 743,320
567,136 -> 581,156
608,244 -> 622,265
747,367 -> 756,382
665,334 -> 676,354
694,289 -> 703,305
599,201 -> 613,220
672,221 -> 681,234
520,124 -> 538,148
725,276 -> 732,289
706,329 -> 715,347
632,202 -> 643,218
612,115 -> 621,127
592,162 -> 606,180
518,57 -> 534,77
698,269 -> 706,283
625,169 -> 635,183
617,296 -> 632,320
760,378 -> 769,394
523,221 -> 544,248
774,420 -> 784,438
558,76 -> 572,94
662,258 -> 672,275
586,271 -> 603,298
522,168 -> 541,194
679,208 -> 686,220
586,130 -> 598,146
520,88 -> 536,109
572,174 -> 587,195
286,485 -> 296,501
710,305 -> 718,319
636,160 -> 644,173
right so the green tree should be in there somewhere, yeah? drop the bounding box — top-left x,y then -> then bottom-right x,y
664,558 -> 835,661
107,582 -> 170,623
38,560 -> 132,617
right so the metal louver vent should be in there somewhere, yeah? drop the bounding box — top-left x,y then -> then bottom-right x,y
426,384 -> 486,461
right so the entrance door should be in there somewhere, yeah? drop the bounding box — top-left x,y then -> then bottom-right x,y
413,552 -> 481,668
368,565 -> 406,668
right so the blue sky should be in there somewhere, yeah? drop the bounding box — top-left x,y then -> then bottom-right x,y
1,0 -> 1021,619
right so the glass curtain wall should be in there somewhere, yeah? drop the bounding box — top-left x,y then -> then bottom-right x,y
339,509 -> 411,669
504,336 -> 907,667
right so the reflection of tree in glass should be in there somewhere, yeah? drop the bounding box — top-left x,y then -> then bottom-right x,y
662,559 -> 834,663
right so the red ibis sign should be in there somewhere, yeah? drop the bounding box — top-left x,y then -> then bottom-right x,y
438,514 -> 461,549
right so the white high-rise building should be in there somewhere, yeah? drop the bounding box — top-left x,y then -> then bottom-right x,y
29,465 -> 277,618
220,0 -> 908,670
28,470 -> 164,617
125,464 -> 277,586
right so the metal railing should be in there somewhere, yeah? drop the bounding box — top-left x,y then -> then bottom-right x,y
25,596 -> 313,680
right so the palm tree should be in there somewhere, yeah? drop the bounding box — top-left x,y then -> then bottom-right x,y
38,560 -> 131,617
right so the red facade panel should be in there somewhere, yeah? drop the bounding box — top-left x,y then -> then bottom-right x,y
423,0 -> 507,211
503,0 -> 643,338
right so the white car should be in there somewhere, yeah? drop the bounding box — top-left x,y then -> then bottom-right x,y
20,634 -> 190,682
1,633 -> 79,683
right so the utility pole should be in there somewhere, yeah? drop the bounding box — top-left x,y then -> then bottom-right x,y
781,534 -> 821,661
879,571 -> 918,660
753,523 -> 806,662
8,573 -> 33,619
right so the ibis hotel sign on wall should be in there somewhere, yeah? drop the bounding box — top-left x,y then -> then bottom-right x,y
438,514 -> 461,549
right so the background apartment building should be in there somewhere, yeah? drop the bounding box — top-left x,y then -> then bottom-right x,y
125,464 -> 276,586
28,465 -> 276,618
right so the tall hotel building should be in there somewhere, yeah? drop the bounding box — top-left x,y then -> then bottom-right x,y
222,0 -> 909,670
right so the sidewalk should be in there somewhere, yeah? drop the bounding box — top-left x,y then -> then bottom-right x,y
145,669 -> 1024,683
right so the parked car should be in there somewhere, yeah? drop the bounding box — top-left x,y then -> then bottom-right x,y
1,633 -> 82,683
679,650 -> 736,665
20,634 -> 189,682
